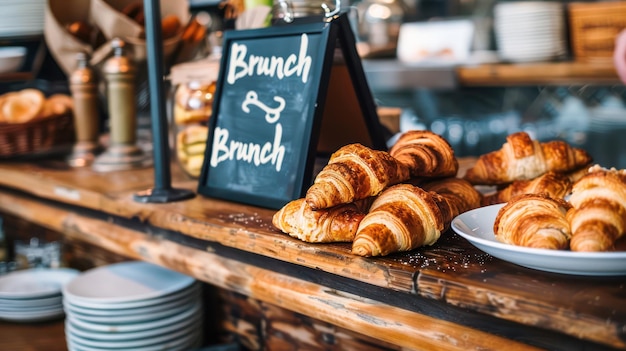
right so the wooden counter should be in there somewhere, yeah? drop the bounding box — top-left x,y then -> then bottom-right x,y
0,160 -> 624,351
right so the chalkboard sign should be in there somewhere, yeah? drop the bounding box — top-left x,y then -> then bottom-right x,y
197,13 -> 386,209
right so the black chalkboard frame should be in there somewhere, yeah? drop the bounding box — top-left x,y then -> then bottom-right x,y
197,14 -> 385,210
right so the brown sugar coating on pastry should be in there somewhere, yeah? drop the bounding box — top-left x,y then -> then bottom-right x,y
305,143 -> 410,210
493,193 -> 572,250
481,171 -> 573,206
273,198 -> 366,243
389,130 -> 459,178
567,166 -> 626,252
352,184 -> 449,257
464,132 -> 592,186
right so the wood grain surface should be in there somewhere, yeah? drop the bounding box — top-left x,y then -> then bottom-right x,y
0,160 -> 624,350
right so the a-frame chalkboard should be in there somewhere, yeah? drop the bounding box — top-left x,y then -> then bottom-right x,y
197,13 -> 386,210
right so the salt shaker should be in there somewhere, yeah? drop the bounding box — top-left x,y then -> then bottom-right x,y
67,52 -> 101,167
93,38 -> 150,171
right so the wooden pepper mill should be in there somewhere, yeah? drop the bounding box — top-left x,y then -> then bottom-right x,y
67,52 -> 101,167
93,38 -> 150,172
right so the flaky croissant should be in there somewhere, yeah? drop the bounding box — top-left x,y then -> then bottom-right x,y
493,193 -> 572,250
567,165 -> 626,252
481,171 -> 573,206
305,144 -> 409,210
421,177 -> 482,217
464,132 -> 592,186
272,198 -> 367,243
352,184 -> 450,257
389,130 -> 459,178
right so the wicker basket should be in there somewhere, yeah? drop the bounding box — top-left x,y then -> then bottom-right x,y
0,112 -> 75,158
568,1 -> 626,62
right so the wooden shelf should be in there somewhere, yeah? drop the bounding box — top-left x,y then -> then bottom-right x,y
363,60 -> 621,90
456,61 -> 620,87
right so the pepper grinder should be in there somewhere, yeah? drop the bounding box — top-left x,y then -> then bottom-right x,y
93,38 -> 151,172
67,52 -> 101,167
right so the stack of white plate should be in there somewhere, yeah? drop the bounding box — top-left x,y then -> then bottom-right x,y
63,261 -> 203,351
493,1 -> 567,63
0,267 -> 79,322
0,0 -> 46,38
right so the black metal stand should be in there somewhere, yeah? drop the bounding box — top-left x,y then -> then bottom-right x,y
134,0 -> 195,203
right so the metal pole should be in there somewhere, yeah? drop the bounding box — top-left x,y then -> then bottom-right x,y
134,0 -> 195,203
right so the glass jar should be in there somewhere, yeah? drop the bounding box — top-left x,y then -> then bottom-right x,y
169,59 -> 219,178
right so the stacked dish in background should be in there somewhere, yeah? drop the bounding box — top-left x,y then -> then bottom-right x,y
494,1 -> 568,63
0,267 -> 79,322
63,261 -> 203,351
0,0 -> 46,38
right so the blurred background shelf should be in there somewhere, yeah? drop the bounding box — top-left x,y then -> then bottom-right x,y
363,60 -> 621,91
457,61 -> 621,87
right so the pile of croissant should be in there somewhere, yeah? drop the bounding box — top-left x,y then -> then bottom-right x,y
272,130 -> 483,257
464,131 -> 625,252
272,130 -> 625,256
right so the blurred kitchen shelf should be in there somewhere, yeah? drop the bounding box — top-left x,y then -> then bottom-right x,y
363,60 -> 621,91
456,61 -> 620,87
362,59 -> 457,91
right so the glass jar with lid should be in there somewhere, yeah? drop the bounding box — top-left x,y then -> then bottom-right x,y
169,59 -> 219,178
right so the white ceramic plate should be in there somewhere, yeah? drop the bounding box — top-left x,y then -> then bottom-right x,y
65,310 -> 202,341
63,261 -> 195,304
0,268 -> 79,299
66,322 -> 198,349
0,301 -> 62,312
64,281 -> 200,310
451,204 -> 626,276
66,303 -> 202,333
64,288 -> 199,317
0,295 -> 62,307
0,305 -> 65,322
66,332 -> 201,351
66,299 -> 193,324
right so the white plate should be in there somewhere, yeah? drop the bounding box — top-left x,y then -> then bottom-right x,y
0,302 -> 62,312
66,332 -> 201,351
0,295 -> 62,308
0,305 -> 65,322
63,261 -> 195,304
66,299 -> 193,324
0,268 -> 79,299
451,204 -> 626,276
64,281 -> 200,310
65,310 -> 202,341
64,288 -> 199,317
66,303 -> 202,333
66,321 -> 198,349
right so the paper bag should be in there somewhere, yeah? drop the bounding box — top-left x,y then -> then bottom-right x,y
44,0 -> 190,76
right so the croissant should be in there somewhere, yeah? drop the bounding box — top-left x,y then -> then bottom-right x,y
389,130 -> 459,178
272,198 -> 366,243
464,132 -> 592,185
493,193 -> 572,250
421,177 -> 483,217
482,171 -> 573,206
567,166 -> 626,252
352,184 -> 450,257
305,144 -> 409,210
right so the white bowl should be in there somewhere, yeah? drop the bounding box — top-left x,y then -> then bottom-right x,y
0,46 -> 26,74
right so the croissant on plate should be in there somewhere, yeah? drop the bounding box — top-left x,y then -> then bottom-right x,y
481,171 -> 573,206
388,130 -> 459,178
567,165 -> 626,252
420,177 -> 483,217
352,184 -> 451,257
464,132 -> 592,186
305,143 -> 409,210
493,193 -> 572,250
272,198 -> 367,243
